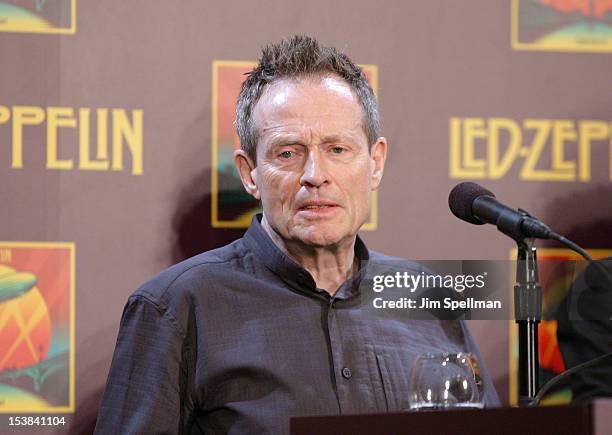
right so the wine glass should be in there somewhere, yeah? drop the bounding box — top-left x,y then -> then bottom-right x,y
408,352 -> 484,410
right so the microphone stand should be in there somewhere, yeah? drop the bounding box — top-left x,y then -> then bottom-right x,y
494,206 -> 543,406
514,238 -> 542,406
450,183 -> 612,405
450,183 -> 610,405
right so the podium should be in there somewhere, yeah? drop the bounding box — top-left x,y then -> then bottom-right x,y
290,400 -> 612,435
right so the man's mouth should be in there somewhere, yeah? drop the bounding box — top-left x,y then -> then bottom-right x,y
297,201 -> 340,213
301,205 -> 333,209
298,199 -> 338,210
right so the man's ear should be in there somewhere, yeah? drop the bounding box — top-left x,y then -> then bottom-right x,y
370,137 -> 387,191
234,149 -> 260,199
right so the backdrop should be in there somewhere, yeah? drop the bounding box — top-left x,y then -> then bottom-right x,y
1,1 -> 611,433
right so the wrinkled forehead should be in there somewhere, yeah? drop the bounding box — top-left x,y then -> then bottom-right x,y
252,74 -> 363,126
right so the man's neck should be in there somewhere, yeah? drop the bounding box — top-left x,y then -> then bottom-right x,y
261,217 -> 357,295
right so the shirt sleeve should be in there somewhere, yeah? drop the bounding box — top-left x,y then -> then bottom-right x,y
94,295 -> 194,434
459,320 -> 502,407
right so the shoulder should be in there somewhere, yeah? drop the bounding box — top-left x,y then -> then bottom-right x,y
368,250 -> 430,274
126,238 -> 250,320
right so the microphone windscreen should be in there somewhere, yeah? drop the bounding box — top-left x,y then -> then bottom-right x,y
448,182 -> 495,225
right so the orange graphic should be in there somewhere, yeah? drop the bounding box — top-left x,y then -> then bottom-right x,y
540,0 -> 612,18
512,0 -> 612,52
0,264 -> 52,372
509,248 -> 612,404
0,242 -> 75,413
539,320 -> 566,374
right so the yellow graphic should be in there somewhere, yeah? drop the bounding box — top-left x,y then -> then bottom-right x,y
211,60 -> 379,229
0,0 -> 76,35
0,248 -> 11,263
449,117 -> 612,182
0,105 -> 144,175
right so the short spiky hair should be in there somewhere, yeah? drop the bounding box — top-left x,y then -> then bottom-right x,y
235,35 -> 380,163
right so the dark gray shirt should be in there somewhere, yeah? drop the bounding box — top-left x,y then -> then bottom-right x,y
95,215 -> 499,434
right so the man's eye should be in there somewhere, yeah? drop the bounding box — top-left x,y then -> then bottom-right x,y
280,150 -> 294,159
331,147 -> 345,154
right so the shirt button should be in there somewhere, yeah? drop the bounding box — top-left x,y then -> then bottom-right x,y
341,367 -> 352,379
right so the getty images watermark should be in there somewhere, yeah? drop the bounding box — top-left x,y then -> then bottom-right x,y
359,259 -> 612,321
358,260 -> 511,320
371,270 -> 500,311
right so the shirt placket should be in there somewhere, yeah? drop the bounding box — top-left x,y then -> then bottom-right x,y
326,295 -> 351,413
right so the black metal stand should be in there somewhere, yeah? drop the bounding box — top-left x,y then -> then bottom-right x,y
514,239 -> 542,406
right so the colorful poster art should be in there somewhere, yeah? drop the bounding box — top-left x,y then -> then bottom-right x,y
508,248 -> 612,404
0,0 -> 76,34
0,242 -> 75,413
211,61 -> 379,229
512,0 -> 612,52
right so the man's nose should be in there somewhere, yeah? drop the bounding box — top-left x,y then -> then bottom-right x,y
300,149 -> 329,188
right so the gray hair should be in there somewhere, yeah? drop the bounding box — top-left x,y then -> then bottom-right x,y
235,35 -> 380,163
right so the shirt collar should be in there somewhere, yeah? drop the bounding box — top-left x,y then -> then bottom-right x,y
243,214 -> 370,298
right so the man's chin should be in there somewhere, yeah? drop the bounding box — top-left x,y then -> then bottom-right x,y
299,238 -> 341,248
291,229 -> 353,248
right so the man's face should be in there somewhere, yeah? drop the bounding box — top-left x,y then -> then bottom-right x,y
236,75 -> 386,248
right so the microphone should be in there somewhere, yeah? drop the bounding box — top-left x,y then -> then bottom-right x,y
448,182 -> 611,290
448,182 -> 553,241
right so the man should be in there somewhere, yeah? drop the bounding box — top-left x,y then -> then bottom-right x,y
95,35 -> 499,434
